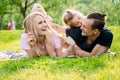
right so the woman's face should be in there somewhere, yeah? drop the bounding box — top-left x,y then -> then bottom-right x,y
34,15 -> 49,36
81,19 -> 95,36
69,14 -> 82,27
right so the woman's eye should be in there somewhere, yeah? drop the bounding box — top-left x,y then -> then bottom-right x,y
44,21 -> 46,23
39,21 -> 42,24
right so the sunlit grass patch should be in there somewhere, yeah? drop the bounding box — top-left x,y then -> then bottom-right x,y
0,26 -> 120,80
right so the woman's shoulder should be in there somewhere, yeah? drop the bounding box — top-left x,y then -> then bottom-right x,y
21,32 -> 28,39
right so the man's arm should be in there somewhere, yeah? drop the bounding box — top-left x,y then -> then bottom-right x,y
75,44 -> 108,57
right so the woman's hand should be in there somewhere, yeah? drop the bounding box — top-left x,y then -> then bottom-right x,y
27,32 -> 36,47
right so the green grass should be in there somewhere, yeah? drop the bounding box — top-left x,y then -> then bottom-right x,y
0,26 -> 120,80
0,30 -> 23,51
109,26 -> 120,52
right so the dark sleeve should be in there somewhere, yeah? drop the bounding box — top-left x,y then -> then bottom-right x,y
65,28 -> 70,37
98,30 -> 113,48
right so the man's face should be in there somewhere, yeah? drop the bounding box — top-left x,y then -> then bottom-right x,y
81,19 -> 95,36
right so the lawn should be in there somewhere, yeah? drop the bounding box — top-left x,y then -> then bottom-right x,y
0,26 -> 120,80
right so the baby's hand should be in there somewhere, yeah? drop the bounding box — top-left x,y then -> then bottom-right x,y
63,36 -> 75,46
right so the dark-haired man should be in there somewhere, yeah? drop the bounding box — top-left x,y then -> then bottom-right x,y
74,18 -> 113,57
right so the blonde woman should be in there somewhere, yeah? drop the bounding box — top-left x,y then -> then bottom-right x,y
20,12 -> 61,58
20,12 -> 74,58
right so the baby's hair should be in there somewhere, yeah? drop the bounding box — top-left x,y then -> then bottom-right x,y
31,3 -> 47,16
31,3 -> 53,23
62,9 -> 84,26
63,10 -> 73,25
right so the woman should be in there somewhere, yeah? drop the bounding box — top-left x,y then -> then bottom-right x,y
20,12 -> 74,58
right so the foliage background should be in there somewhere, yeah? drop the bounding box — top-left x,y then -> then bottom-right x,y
0,0 -> 120,30
0,0 -> 120,80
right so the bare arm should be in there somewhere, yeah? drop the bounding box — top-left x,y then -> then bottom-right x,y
75,44 -> 108,57
24,32 -> 38,58
56,36 -> 75,57
25,49 -> 38,58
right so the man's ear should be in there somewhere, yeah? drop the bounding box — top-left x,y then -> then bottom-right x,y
93,29 -> 99,34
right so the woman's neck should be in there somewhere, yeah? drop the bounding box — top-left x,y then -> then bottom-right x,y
38,35 -> 45,43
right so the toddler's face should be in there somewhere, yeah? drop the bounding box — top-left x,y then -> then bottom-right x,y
69,14 -> 83,27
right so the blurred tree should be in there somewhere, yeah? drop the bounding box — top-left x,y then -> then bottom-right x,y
0,1 -> 11,29
0,0 -> 120,30
8,0 -> 37,18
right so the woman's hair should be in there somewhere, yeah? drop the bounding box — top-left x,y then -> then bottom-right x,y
23,12 -> 55,57
62,9 -> 84,27
87,12 -> 107,22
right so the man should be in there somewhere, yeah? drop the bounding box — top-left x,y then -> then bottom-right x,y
74,18 -> 113,57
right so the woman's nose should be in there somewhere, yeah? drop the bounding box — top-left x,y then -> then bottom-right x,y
43,22 -> 48,27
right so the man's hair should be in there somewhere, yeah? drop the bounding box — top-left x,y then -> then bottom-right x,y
87,13 -> 107,21
91,19 -> 105,31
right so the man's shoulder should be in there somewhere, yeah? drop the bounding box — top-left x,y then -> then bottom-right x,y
101,29 -> 113,37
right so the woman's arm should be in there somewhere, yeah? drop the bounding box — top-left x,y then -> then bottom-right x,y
21,32 -> 38,58
24,49 -> 37,58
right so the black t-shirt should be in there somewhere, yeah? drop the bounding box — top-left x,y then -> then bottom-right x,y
66,28 -> 113,52
66,27 -> 85,46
